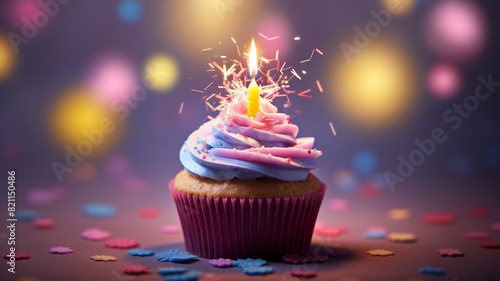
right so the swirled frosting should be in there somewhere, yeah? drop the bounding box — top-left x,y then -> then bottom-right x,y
179,92 -> 322,181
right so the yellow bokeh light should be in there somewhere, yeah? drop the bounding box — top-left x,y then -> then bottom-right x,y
48,86 -> 121,154
331,41 -> 417,131
381,0 -> 415,15
0,34 -> 16,81
143,54 -> 179,93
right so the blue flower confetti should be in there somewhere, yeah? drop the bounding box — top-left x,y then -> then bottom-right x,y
158,267 -> 188,275
16,210 -> 39,221
364,232 -> 387,239
128,249 -> 154,256
232,258 -> 267,268
163,270 -> 203,281
82,202 -> 117,218
419,266 -> 445,275
155,249 -> 198,262
242,266 -> 274,275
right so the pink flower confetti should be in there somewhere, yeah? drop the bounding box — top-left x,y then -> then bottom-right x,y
314,223 -> 348,237
437,248 -> 463,257
160,225 -> 181,234
105,238 -> 139,249
50,246 -> 74,254
4,253 -> 30,260
122,265 -> 150,275
33,218 -> 55,229
422,212 -> 457,225
139,208 -> 160,219
327,198 -> 349,211
464,231 -> 490,240
81,228 -> 111,241
291,270 -> 317,278
209,258 -> 234,268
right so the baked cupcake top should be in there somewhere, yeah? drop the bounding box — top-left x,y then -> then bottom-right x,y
179,91 -> 322,181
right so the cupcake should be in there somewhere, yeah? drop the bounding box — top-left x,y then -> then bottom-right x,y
170,92 -> 325,259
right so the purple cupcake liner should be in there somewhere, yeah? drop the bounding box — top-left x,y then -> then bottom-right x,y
169,180 -> 326,259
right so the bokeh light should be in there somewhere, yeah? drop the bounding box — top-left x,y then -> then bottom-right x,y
381,0 -> 415,15
332,170 -> 360,192
48,86 -> 121,154
143,54 -> 179,93
427,63 -> 461,99
352,149 -> 378,175
0,34 -> 16,81
5,0 -> 41,31
85,54 -> 138,103
449,153 -> 473,174
482,147 -> 500,168
331,40 -> 417,130
117,0 -> 144,23
424,0 -> 487,61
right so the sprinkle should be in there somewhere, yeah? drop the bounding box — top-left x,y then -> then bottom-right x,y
203,155 -> 207,159
329,121 -> 337,136
164,270 -> 203,281
33,218 -> 55,228
286,157 -> 291,162
158,267 -> 187,275
316,80 -> 323,93
212,157 -> 215,161
139,208 -> 160,219
387,232 -> 416,243
389,208 -> 411,220
422,212 -> 457,225
128,249 -> 154,256
123,265 -> 149,275
242,266 -> 274,275
179,102 -> 184,114
232,258 -> 267,268
82,202 -> 117,218
50,246 -> 74,254
90,255 -> 117,262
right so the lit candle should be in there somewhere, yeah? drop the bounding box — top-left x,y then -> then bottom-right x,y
247,39 -> 260,118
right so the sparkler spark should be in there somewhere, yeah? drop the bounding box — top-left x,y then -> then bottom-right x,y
179,102 -> 184,114
329,121 -> 337,136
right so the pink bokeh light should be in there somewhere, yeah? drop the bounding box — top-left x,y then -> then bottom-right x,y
427,63 -> 461,99
6,0 -> 41,31
424,0 -> 487,61
85,54 -> 138,103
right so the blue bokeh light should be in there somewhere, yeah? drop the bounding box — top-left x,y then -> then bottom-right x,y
117,0 -> 144,23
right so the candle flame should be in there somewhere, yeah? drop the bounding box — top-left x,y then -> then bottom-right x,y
249,38 -> 258,77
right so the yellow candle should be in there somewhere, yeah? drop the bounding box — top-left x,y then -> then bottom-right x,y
247,39 -> 260,118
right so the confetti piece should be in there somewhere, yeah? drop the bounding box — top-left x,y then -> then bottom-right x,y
479,242 -> 500,249
123,265 -> 150,275
164,270 -> 203,281
158,267 -> 188,275
232,258 -> 267,268
4,253 -> 30,260
90,255 -> 117,261
436,248 -> 464,257
468,207 -> 489,218
155,249 -> 198,262
327,198 -> 349,211
160,225 -> 181,234
364,232 -> 387,239
316,80 -> 323,93
387,232 -> 416,243
105,238 -> 139,249
491,222 -> 500,231
242,266 -> 274,275
33,218 -> 55,229
419,266 -> 445,275
366,249 -> 394,257
139,208 -> 160,219
81,228 -> 111,241
128,249 -> 154,256
49,246 -> 73,254
82,202 -> 117,218
209,258 -> 234,268
16,210 -> 39,221
314,224 -> 348,237
422,212 -> 457,225
464,231 -> 490,240
291,270 -> 316,278
388,208 -> 411,220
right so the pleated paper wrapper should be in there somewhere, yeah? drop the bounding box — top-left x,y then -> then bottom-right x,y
169,180 -> 326,259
